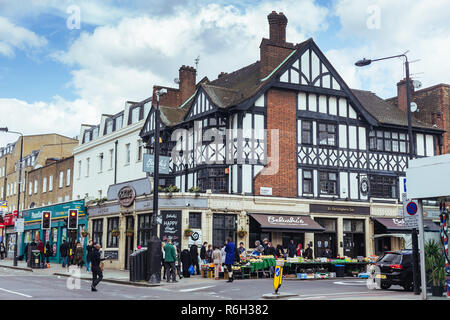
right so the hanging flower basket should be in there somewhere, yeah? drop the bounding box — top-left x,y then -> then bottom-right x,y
238,230 -> 247,238
126,229 -> 134,237
111,230 -> 120,237
81,231 -> 89,237
184,229 -> 194,237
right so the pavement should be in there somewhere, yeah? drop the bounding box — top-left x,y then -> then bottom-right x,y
1,258 -> 449,300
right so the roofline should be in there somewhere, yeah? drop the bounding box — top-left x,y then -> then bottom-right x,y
386,83 -> 450,101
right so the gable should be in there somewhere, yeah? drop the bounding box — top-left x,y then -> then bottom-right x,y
184,88 -> 217,121
272,40 -> 378,126
139,106 -> 166,138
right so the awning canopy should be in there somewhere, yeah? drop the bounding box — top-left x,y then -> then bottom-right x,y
373,218 -> 440,233
250,213 -> 325,233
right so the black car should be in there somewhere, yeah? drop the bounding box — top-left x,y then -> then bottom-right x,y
374,250 -> 416,291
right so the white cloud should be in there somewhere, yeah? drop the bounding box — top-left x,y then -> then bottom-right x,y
0,16 -> 47,57
330,0 -> 450,98
0,97 -> 98,146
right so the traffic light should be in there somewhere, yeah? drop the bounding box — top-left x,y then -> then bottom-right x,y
42,211 -> 51,229
68,209 -> 78,230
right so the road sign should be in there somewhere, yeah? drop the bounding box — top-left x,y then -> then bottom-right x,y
0,201 -> 7,208
403,199 -> 420,228
14,218 -> 24,233
143,153 -> 170,174
273,264 -> 284,294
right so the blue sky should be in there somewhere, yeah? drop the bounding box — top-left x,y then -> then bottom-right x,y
0,0 -> 449,146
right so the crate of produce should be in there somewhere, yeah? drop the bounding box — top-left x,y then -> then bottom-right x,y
315,273 -> 329,279
296,273 -> 308,279
306,273 -> 315,279
329,272 -> 336,278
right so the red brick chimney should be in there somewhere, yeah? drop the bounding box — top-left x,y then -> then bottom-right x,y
260,11 -> 295,79
396,78 -> 414,113
179,65 -> 196,103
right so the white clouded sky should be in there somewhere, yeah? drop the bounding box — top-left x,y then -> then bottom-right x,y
0,0 -> 448,147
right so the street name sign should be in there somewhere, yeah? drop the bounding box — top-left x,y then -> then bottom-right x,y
143,153 -> 170,174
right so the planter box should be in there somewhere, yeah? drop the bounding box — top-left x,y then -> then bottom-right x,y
431,286 -> 444,297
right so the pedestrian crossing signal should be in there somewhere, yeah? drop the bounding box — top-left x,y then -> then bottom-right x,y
42,211 -> 51,229
68,209 -> 78,230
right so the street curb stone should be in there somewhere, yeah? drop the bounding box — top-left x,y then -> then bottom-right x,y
53,273 -> 162,287
0,264 -> 33,272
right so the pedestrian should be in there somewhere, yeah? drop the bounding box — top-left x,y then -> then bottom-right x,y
86,240 -> 94,272
0,242 -> 5,259
287,239 -> 296,258
73,241 -> 85,268
224,237 -> 235,283
252,240 -> 264,256
296,243 -> 303,257
212,246 -> 222,280
238,242 -> 246,254
161,241 -> 166,280
175,246 -> 183,280
200,242 -> 208,265
221,244 -> 226,264
190,241 -> 200,275
324,247 -> 332,258
180,248 -> 192,278
275,244 -> 285,259
60,240 -> 69,268
262,238 -> 269,255
163,238 -> 178,283
266,242 -> 276,256
45,241 -> 53,264
24,242 -> 29,263
37,239 -> 45,267
206,244 -> 213,263
303,243 -> 313,260
90,243 -> 106,292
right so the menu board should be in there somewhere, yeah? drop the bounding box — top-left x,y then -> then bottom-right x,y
160,211 -> 181,250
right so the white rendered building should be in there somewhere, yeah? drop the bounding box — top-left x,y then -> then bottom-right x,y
72,98 -> 152,201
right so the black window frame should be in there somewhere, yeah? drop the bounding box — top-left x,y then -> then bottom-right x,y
369,175 -> 398,199
302,169 -> 313,194
212,214 -> 236,248
317,122 -> 337,146
189,212 -> 202,229
369,130 -> 408,153
92,219 -> 103,247
301,120 -> 313,145
137,214 -> 151,247
319,171 -> 338,195
107,217 -> 119,248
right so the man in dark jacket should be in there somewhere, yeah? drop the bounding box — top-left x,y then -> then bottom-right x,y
287,239 -> 296,258
224,237 -> 235,283
90,243 -> 106,292
37,240 -> 45,267
163,238 -> 178,283
303,243 -> 313,260
60,240 -> 69,268
190,242 -> 200,275
180,249 -> 192,278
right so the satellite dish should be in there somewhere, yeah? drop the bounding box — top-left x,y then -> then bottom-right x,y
410,102 -> 418,112
174,78 -> 180,84
413,80 -> 422,89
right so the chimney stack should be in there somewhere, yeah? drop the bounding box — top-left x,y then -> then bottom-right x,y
260,11 -> 295,79
179,65 -> 196,103
396,78 -> 415,113
268,11 -> 288,45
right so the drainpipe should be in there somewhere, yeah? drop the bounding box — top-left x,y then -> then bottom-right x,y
114,140 -> 118,185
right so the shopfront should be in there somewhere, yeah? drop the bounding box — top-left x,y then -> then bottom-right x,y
21,200 -> 87,263
3,212 -> 17,259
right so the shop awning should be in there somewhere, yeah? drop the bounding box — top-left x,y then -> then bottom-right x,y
373,218 -> 440,233
250,213 -> 325,232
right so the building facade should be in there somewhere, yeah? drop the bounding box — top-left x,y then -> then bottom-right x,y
72,98 -> 152,202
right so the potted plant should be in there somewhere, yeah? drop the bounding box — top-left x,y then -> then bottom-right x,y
126,229 -> 134,237
166,185 -> 180,197
188,186 -> 201,196
237,228 -> 247,238
111,229 -> 120,237
184,226 -> 194,237
81,230 -> 89,237
425,239 -> 446,297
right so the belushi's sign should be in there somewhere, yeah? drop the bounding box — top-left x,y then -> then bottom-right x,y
118,186 -> 136,207
267,215 -> 307,226
250,213 -> 325,232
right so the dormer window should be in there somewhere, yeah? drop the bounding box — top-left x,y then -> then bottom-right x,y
115,115 -> 123,130
105,120 -> 113,135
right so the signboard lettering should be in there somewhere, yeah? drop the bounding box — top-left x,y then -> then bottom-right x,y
310,204 -> 370,215
160,211 -> 181,250
118,186 -> 136,207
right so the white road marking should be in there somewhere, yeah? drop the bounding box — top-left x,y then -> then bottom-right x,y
333,280 -> 367,285
0,287 -> 32,298
179,285 -> 215,292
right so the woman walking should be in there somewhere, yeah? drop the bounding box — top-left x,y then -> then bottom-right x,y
73,242 -> 85,268
224,237 -> 235,283
212,246 -> 222,280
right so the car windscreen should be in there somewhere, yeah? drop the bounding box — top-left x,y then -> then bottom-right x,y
379,253 -> 402,264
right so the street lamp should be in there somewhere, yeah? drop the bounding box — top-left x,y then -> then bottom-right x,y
355,54 -> 422,296
0,127 -> 24,267
146,88 -> 167,284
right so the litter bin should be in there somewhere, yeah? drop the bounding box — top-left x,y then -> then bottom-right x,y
129,249 -> 147,282
30,250 -> 41,269
335,264 -> 345,278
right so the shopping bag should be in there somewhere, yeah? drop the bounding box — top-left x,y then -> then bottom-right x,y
188,264 -> 195,275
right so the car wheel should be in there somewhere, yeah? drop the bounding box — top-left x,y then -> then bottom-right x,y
380,282 -> 391,290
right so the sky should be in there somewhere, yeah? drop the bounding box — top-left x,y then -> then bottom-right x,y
0,0 -> 449,146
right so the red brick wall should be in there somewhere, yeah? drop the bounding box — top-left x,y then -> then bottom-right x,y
260,42 -> 294,79
254,88 -> 297,197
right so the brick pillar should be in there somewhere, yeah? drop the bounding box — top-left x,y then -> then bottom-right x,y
254,89 -> 297,198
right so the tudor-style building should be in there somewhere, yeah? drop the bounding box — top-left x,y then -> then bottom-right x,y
136,11 -> 443,259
